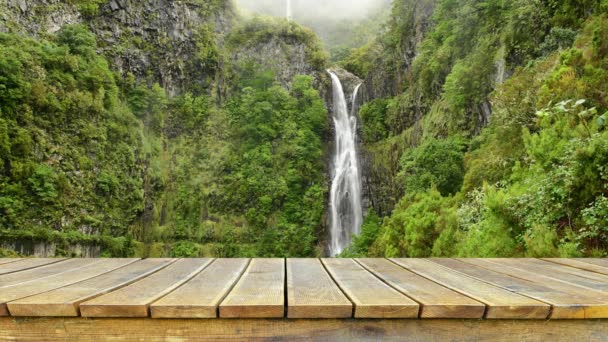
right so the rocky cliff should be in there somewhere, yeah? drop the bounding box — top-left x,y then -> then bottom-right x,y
0,1 -> 336,257
359,0 -> 436,104
1,0 -> 235,96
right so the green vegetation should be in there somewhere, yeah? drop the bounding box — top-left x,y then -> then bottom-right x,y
0,25 -> 141,256
69,0 -> 107,16
0,13 -> 329,257
341,2 -> 608,257
227,16 -> 328,70
2,0 -> 607,258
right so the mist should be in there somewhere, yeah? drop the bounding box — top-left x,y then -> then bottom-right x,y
234,0 -> 390,21
234,0 -> 391,54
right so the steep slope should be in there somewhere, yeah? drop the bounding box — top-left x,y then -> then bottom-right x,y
0,2 -> 331,257
341,1 -> 608,257
1,0 -> 234,95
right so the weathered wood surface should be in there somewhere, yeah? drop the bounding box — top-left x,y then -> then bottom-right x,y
542,258 -> 608,275
151,258 -> 249,318
0,259 -> 91,288
477,258 -> 608,293
0,259 -> 20,265
0,259 -> 136,316
1,317 -> 607,342
287,258 -> 351,318
434,258 -> 608,319
8,259 -> 172,317
0,258 -> 65,276
80,259 -> 208,317
576,258 -> 608,268
219,258 -> 285,318
357,258 -> 485,318
391,258 -> 550,319
1,258 -> 608,321
322,258 -> 419,318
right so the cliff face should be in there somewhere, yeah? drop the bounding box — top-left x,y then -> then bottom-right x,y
0,2 -> 333,257
1,0 -> 235,96
353,1 -> 438,217
359,0 -> 436,104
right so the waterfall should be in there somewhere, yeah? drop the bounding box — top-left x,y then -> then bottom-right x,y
328,70 -> 363,256
286,0 -> 292,21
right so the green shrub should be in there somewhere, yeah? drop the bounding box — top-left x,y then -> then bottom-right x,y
399,137 -> 467,196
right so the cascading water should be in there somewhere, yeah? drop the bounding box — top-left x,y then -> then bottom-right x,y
286,0 -> 292,21
328,70 -> 363,256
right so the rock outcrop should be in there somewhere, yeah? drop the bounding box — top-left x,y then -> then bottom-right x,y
1,0 -> 235,96
359,0 -> 436,104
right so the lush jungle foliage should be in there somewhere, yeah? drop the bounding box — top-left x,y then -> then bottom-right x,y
341,0 -> 608,257
0,14 -> 328,257
2,0 -> 608,258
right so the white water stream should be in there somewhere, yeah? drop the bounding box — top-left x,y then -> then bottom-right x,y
286,0 -> 292,21
328,70 -> 363,256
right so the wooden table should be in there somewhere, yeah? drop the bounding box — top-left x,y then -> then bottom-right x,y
0,258 -> 607,341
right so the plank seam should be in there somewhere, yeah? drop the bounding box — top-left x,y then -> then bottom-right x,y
319,259 -> 355,318
0,258 -> 67,278
539,258 -> 608,277
216,258 -> 252,318
1,259 -> 104,290
145,259 -> 215,317
0,259 -> 26,266
4,259 -> 142,317
468,259 -> 608,296
283,258 -> 287,319
432,259 -> 555,318
386,258 -> 490,319
522,259 -> 608,282
572,259 -> 608,268
71,258 -> 178,317
353,258 -> 423,319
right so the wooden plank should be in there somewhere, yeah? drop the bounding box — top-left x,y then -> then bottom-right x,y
391,259 -> 549,319
80,259 -> 211,318
7,259 -> 173,317
3,317 -> 608,342
356,258 -> 485,318
0,258 -> 65,276
542,258 -> 608,275
322,258 -> 418,318
286,258 -> 352,318
0,259 -> 21,266
0,259 -> 94,288
574,258 -> 608,268
151,258 -> 249,318
477,258 -> 608,293
219,258 -> 285,318
454,258 -> 608,319
0,259 -> 137,316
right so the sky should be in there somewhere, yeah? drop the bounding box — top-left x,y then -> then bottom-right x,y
234,0 -> 390,22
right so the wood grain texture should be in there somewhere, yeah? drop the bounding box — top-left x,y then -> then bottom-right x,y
0,259 -> 137,316
391,259 -> 550,319
0,259 -> 93,288
2,317 -> 608,342
219,258 -> 285,318
0,259 -> 21,265
7,259 -> 173,317
80,259 -> 210,318
474,258 -> 608,293
322,258 -> 419,318
542,258 -> 608,275
151,258 -> 249,318
286,258 -> 352,318
575,258 -> 608,268
0,258 -> 65,276
356,258 -> 485,318
454,258 -> 608,319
